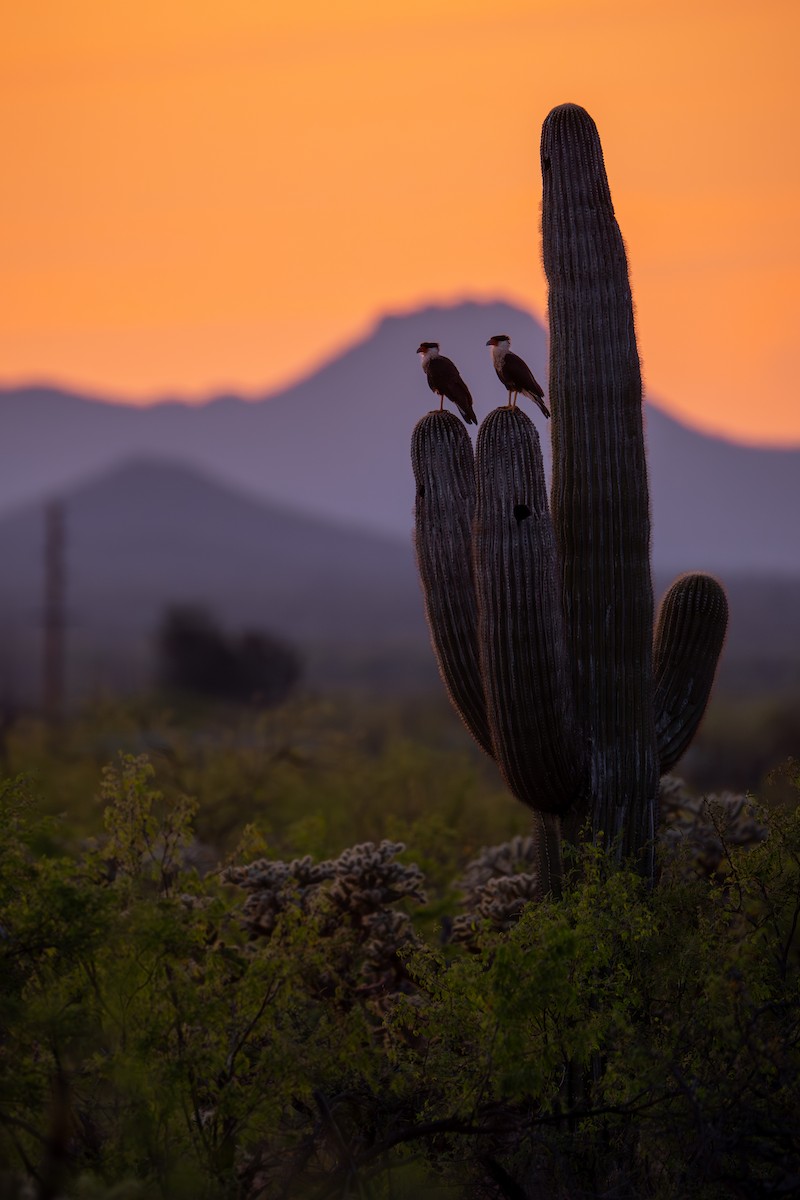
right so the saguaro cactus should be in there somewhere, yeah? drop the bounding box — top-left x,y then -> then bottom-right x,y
412,104 -> 728,890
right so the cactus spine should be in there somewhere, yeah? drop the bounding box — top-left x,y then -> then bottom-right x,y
412,104 -> 728,888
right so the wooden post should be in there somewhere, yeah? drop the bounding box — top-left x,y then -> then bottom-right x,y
43,499 -> 66,723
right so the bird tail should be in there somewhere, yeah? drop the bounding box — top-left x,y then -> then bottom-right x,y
524,390 -> 550,419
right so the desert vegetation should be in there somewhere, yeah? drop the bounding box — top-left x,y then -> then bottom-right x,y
0,700 -> 798,1198
156,606 -> 302,709
1,102 -> 798,1200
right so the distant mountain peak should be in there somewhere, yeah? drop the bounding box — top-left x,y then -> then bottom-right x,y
375,295 -> 542,326
0,298 -> 797,575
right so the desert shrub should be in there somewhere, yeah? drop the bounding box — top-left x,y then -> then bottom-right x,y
156,605 -> 301,707
0,698 -> 527,872
1,757 -> 798,1198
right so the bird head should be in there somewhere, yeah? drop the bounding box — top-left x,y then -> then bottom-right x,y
486,334 -> 511,348
416,342 -> 440,356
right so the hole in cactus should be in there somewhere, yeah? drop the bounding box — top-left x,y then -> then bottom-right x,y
417,485 -> 425,498
513,504 -> 531,522
543,155 -> 551,172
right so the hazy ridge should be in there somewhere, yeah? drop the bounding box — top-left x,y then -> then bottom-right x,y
1,299 -> 798,702
2,300 -> 798,574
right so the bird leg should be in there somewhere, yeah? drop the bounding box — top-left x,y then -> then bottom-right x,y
439,393 -> 444,411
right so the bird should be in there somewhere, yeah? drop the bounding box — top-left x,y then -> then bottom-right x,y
416,342 -> 477,425
486,334 -> 550,418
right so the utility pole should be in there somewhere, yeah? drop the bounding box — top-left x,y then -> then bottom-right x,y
43,499 -> 66,723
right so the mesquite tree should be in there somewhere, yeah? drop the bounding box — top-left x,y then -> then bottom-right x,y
412,104 -> 728,892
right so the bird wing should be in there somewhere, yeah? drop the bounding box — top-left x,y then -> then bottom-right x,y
429,356 -> 477,424
505,350 -> 545,399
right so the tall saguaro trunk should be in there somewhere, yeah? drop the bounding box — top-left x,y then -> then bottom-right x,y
542,103 -> 658,866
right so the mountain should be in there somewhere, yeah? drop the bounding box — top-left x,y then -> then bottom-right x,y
0,454 -> 797,710
0,459 -> 431,703
2,299 -> 798,575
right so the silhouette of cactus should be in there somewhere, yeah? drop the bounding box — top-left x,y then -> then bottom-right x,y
412,104 -> 728,890
654,573 -> 729,774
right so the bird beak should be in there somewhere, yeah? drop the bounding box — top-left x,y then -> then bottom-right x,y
485,338 -> 493,346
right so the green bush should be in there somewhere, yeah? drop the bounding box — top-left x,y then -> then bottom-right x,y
0,697 -> 526,863
1,754 -> 798,1198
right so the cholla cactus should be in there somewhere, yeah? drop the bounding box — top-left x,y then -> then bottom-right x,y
454,787 -> 767,943
224,854 -> 338,937
327,840 -> 426,919
457,833 -> 540,896
659,775 -> 767,878
412,105 -> 728,890
224,841 -> 426,998
452,876 -> 541,944
451,835 -> 542,944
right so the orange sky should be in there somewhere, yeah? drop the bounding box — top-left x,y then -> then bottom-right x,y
3,0 -> 799,444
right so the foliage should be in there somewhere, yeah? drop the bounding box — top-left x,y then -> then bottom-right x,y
0,755 -> 798,1198
0,697 -> 527,868
156,605 -> 302,707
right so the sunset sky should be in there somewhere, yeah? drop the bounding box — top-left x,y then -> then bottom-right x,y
3,1 -> 799,444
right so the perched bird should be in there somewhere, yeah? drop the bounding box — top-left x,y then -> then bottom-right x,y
486,334 -> 550,418
416,342 -> 477,426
